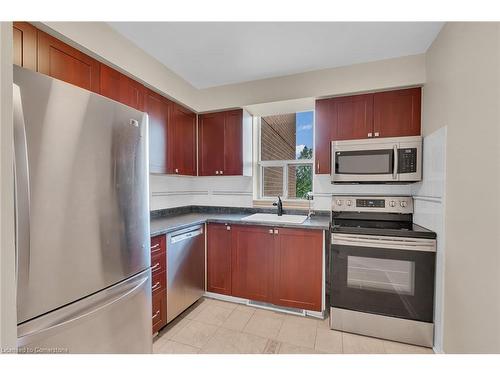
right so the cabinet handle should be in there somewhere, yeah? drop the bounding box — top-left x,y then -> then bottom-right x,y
151,243 -> 160,250
175,168 -> 179,174
368,132 -> 373,137
152,281 -> 161,292
226,225 -> 231,231
274,229 -> 279,235
374,132 -> 380,137
220,170 -> 223,175
152,310 -> 160,320
317,161 -> 319,173
215,171 -> 219,175
268,229 -> 273,234
151,263 -> 161,272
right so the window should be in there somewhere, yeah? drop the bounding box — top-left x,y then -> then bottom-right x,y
258,111 -> 314,200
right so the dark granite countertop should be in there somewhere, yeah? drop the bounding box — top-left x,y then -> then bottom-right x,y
150,208 -> 331,237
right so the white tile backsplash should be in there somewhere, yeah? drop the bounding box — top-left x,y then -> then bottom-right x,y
411,126 -> 447,353
312,174 -> 413,210
412,126 -> 447,199
150,174 -> 253,210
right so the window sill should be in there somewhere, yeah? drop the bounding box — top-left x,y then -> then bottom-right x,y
253,199 -> 309,210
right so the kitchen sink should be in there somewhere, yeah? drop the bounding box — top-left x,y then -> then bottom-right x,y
241,213 -> 308,225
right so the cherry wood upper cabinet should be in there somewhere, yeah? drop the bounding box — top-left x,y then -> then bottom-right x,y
231,225 -> 275,302
199,112 -> 225,176
12,22 -> 37,71
199,109 -> 243,176
207,223 -> 233,296
100,64 -> 144,111
314,99 -> 332,175
314,88 -> 422,174
373,87 -> 421,138
223,110 -> 243,176
332,94 -> 374,140
37,31 -> 100,93
145,89 -> 170,174
169,103 -> 197,176
274,228 -> 323,312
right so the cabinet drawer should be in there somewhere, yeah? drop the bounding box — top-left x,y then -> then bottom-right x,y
152,292 -> 166,334
151,251 -> 166,276
150,235 -> 166,256
152,270 -> 166,296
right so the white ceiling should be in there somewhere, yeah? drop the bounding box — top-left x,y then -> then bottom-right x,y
108,22 -> 443,89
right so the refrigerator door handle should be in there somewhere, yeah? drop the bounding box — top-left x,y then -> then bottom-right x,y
18,272 -> 150,345
13,84 -> 31,290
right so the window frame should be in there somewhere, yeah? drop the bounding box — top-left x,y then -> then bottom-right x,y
257,111 -> 314,201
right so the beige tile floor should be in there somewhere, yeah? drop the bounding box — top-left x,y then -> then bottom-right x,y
153,297 -> 434,354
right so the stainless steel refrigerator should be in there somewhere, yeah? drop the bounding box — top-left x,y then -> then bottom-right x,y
13,66 -> 152,353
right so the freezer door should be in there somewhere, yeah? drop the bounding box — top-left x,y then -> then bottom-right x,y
14,66 -> 150,323
17,269 -> 152,354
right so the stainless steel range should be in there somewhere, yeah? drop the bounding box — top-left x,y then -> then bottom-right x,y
329,195 -> 436,348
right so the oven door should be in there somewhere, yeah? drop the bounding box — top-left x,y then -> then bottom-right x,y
331,140 -> 397,183
331,233 -> 436,322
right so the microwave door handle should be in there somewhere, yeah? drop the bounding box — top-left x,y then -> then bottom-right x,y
393,145 -> 398,180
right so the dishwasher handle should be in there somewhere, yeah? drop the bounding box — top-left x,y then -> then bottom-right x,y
169,227 -> 204,244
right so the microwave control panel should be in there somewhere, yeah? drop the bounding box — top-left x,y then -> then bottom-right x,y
398,148 -> 417,173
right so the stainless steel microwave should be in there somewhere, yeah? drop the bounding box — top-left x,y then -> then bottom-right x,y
331,136 -> 422,183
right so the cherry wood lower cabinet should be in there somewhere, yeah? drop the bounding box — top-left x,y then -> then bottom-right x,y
207,223 -> 233,295
151,235 -> 167,334
231,225 -> 276,303
274,228 -> 323,311
207,224 -> 324,311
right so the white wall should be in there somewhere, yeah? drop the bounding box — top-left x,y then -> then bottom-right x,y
0,22 -> 17,351
40,22 -> 426,114
423,22 -> 500,353
196,54 -> 426,112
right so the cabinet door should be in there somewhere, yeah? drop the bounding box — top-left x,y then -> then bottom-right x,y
274,228 -> 323,312
37,31 -> 100,93
231,225 -> 275,302
223,109 -> 243,176
100,64 -> 144,111
145,90 -> 170,174
314,99 -> 332,174
199,112 -> 225,176
13,22 -> 37,70
373,87 -> 421,138
169,103 -> 197,175
332,94 -> 374,140
207,223 -> 232,295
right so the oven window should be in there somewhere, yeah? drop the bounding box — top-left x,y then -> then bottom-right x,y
335,149 -> 393,174
347,256 -> 415,295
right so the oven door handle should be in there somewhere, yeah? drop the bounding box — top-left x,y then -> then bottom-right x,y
332,233 -> 436,252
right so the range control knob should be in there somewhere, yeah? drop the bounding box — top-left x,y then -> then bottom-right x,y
346,200 -> 352,206
336,199 -> 343,206
389,200 -> 396,207
400,201 -> 408,208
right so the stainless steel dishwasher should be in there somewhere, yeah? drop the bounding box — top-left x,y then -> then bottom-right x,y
166,224 -> 205,323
